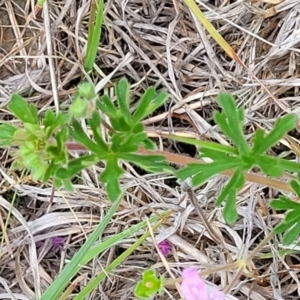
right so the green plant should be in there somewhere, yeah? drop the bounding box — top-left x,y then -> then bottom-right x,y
40,196 -> 169,300
134,269 -> 163,299
2,79 -> 300,299
1,93 -> 70,185
176,93 -> 298,223
84,0 -> 104,72
0,79 -> 172,201
270,178 -> 300,245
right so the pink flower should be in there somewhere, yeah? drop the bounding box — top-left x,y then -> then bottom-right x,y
158,240 -> 172,256
52,236 -> 66,248
180,268 -> 225,300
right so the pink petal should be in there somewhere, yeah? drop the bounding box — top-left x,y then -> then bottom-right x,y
181,268 -> 209,300
52,236 -> 66,247
209,289 -> 225,300
158,240 -> 172,256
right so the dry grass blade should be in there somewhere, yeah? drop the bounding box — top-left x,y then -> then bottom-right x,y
0,0 -> 300,299
0,196 -> 41,298
43,1 -> 59,114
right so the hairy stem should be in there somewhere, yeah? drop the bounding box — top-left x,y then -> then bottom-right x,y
65,142 -> 294,193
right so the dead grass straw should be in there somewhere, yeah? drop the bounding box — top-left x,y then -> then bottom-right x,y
1,0 -> 300,299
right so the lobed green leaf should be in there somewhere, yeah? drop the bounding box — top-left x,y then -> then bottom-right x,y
100,155 -> 123,201
215,93 -> 249,155
120,153 -> 173,173
256,155 -> 283,177
177,158 -> 242,187
96,95 -> 117,118
132,87 -> 156,123
223,189 -> 238,224
252,114 -> 297,155
270,196 -> 300,211
283,223 -> 300,245
88,111 -> 109,152
8,94 -> 38,124
56,155 -> 99,179
70,119 -> 108,156
291,180 -> 300,199
0,124 -> 17,147
116,78 -> 130,124
216,169 -> 244,206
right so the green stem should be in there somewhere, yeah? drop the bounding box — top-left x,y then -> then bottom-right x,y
72,214 -> 170,299
163,134 -> 238,155
84,0 -> 104,71
279,159 -> 300,174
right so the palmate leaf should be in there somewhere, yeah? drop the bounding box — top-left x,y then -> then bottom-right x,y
179,93 -> 297,227
8,94 -> 38,124
291,180 -> 300,198
224,189 -> 238,224
256,155 -> 283,177
88,111 -> 109,152
96,95 -> 117,119
176,158 -> 243,186
271,186 -> 300,245
132,87 -> 156,124
70,119 -> 108,156
270,195 -> 300,211
274,219 -> 300,245
116,78 -> 131,124
119,153 -> 173,173
56,155 -> 99,179
251,114 -> 297,155
215,93 -> 249,155
100,155 -> 123,202
0,124 -> 17,147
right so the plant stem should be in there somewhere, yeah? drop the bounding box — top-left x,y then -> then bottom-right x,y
138,147 -> 294,193
64,142 -> 294,193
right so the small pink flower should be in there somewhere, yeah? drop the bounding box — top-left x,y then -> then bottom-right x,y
52,236 -> 66,248
180,268 -> 225,300
158,240 -> 172,256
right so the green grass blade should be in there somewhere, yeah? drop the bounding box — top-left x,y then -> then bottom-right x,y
81,214 -> 163,265
84,0 -> 104,71
73,219 -> 164,300
40,194 -> 123,300
58,214 -> 165,300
